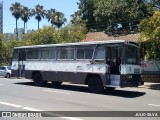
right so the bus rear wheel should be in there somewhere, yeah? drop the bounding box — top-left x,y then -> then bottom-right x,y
33,73 -> 46,87
51,81 -> 62,87
88,76 -> 104,93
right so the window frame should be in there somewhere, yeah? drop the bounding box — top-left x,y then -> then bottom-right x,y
57,46 -> 75,60
76,45 -> 95,60
40,47 -> 56,60
26,48 -> 40,60
94,46 -> 106,61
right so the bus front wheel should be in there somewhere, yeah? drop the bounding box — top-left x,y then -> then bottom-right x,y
33,73 -> 46,87
88,76 -> 104,93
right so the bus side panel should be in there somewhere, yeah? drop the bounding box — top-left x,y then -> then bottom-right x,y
42,71 -> 87,83
25,70 -> 87,84
42,71 -> 66,82
67,72 -> 87,84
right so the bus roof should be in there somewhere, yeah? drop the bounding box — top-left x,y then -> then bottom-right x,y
14,40 -> 138,49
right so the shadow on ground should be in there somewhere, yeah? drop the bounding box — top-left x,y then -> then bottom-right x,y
14,82 -> 146,98
147,84 -> 160,90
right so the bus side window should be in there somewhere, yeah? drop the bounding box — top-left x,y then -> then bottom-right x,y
19,50 -> 26,61
57,47 -> 75,60
27,49 -> 39,60
48,48 -> 56,59
76,47 -> 85,59
66,47 -> 75,59
76,46 -> 94,60
85,47 -> 94,59
41,49 -> 49,59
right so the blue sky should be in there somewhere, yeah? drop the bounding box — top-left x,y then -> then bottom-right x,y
2,0 -> 79,33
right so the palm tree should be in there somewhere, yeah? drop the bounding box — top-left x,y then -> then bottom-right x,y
21,6 -> 31,34
45,9 -> 56,26
10,2 -> 22,39
32,4 -> 45,29
71,11 -> 81,25
53,12 -> 67,31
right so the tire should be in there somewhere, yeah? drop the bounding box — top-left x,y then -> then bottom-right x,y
51,81 -> 62,87
5,73 -> 10,78
88,76 -> 104,93
33,73 -> 46,87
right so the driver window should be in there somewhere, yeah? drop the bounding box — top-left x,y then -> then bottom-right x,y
94,47 -> 105,60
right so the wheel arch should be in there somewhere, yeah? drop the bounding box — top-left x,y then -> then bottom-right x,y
85,73 -> 102,85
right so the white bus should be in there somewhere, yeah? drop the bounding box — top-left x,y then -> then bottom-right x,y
11,40 -> 144,93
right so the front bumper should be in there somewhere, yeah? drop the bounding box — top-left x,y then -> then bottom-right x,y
120,74 -> 144,87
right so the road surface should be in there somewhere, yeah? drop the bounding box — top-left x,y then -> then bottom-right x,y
0,77 -> 159,120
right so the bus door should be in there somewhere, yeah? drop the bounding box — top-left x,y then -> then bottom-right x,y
107,46 -> 123,86
18,49 -> 26,77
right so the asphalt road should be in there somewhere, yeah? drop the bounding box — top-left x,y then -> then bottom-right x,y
0,77 -> 160,120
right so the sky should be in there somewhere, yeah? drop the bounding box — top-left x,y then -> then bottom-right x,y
2,0 -> 79,33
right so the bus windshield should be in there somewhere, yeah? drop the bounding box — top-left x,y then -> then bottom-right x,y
126,45 -> 140,65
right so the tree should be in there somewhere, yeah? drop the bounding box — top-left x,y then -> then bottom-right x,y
71,11 -> 82,25
53,12 -> 67,31
140,11 -> 160,60
21,6 -> 31,34
10,2 -> 22,39
77,0 -> 97,31
32,4 -> 45,29
69,23 -> 87,42
151,0 -> 160,9
25,26 -> 58,45
0,34 -> 3,64
46,9 -> 56,26
77,0 -> 154,32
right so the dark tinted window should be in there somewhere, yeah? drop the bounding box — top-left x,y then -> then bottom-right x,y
76,46 -> 94,59
27,49 -> 39,59
19,50 -> 26,61
57,47 -> 75,60
41,48 -> 56,59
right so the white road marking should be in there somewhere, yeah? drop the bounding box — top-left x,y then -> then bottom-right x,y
0,101 -> 22,108
148,104 -> 160,107
0,84 -> 4,85
62,117 -> 84,120
43,89 -> 70,95
23,107 -> 42,111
